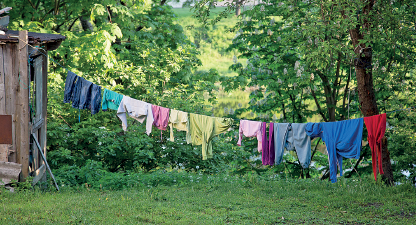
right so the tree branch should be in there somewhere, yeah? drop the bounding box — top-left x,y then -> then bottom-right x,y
310,86 -> 328,122
342,66 -> 352,109
39,2 -> 66,22
67,17 -> 78,31
27,0 -> 36,9
333,51 -> 342,98
310,138 -> 322,161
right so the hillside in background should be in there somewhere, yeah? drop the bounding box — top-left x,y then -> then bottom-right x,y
172,7 -> 252,118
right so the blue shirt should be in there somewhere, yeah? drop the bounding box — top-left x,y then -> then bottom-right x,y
305,118 -> 363,183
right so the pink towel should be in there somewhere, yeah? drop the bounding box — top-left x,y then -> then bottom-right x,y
237,119 -> 263,152
152,105 -> 170,131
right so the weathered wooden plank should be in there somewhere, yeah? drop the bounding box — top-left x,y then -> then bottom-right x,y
32,164 -> 45,185
0,45 -> 5,113
31,130 -> 39,172
34,56 -> 42,122
41,50 -> 47,159
33,56 -> 43,171
40,50 -> 48,182
0,161 -> 22,185
4,43 -> 17,163
31,117 -> 44,134
17,30 -> 29,180
0,45 -> 8,162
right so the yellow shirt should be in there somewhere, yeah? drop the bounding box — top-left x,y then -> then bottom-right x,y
189,113 -> 233,160
168,109 -> 190,142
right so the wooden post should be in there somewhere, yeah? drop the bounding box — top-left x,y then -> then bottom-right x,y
41,49 -> 48,183
17,30 -> 29,180
0,45 -> 8,162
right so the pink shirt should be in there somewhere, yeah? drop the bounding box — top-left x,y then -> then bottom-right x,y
152,105 -> 170,131
237,120 -> 263,152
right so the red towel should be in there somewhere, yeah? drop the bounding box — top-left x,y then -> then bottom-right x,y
364,113 -> 386,180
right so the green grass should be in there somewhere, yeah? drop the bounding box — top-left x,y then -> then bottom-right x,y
1,176 -> 416,224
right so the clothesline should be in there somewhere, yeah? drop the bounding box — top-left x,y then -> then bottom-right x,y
18,35 -> 414,122
19,35 -> 413,183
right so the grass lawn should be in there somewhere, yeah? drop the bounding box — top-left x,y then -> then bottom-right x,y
1,177 -> 416,224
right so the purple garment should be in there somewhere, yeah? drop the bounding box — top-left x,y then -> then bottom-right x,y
262,122 -> 275,165
151,105 -> 170,131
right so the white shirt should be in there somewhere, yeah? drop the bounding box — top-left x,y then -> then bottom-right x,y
117,96 -> 154,135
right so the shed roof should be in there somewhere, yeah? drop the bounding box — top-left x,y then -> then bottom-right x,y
0,30 -> 66,44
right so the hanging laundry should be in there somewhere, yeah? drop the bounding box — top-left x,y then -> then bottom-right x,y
189,113 -> 233,160
261,122 -> 275,165
102,89 -> 123,111
71,77 -> 93,109
63,71 -> 78,103
305,118 -> 363,183
168,109 -> 190,143
117,96 -> 154,135
364,113 -> 386,181
90,84 -> 102,115
237,120 -> 263,152
274,123 -> 311,168
151,105 -> 170,131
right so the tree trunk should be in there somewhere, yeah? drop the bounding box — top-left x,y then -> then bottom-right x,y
348,0 -> 394,185
236,1 -> 242,16
80,16 -> 93,32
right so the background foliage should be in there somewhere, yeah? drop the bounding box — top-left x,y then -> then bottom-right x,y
1,0 -> 415,186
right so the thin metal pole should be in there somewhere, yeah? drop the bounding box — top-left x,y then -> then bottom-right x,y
31,133 -> 59,191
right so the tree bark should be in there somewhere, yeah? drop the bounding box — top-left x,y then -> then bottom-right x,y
80,16 -> 93,32
348,0 -> 394,185
235,0 -> 242,16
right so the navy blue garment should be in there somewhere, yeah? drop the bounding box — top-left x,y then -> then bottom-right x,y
72,77 -> 93,109
305,118 -> 363,183
90,84 -> 102,115
63,71 -> 78,103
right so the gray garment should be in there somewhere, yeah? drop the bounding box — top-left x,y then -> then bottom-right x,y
273,123 -> 311,168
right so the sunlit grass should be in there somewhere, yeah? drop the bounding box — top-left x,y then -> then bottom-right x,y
1,176 -> 416,224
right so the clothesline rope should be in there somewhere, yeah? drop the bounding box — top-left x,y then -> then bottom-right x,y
385,106 -> 416,114
13,35 -> 415,122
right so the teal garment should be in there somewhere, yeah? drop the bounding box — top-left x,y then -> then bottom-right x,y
102,89 -> 123,111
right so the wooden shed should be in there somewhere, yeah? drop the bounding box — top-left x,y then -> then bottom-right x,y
0,30 -> 65,185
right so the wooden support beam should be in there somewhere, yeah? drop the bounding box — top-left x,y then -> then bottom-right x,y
32,164 -> 45,186
17,30 -> 29,179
